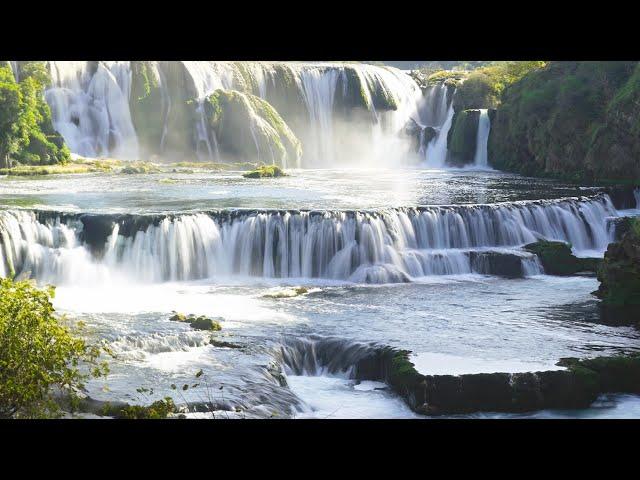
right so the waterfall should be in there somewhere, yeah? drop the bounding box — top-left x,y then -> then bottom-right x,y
472,109 -> 491,168
424,100 -> 454,167
46,61 -> 139,160
298,67 -> 341,166
38,61 -> 424,167
0,195 -> 618,285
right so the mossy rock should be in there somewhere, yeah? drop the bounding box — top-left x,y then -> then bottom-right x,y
447,109 -> 480,166
595,219 -> 640,316
169,312 -> 222,331
524,240 -> 601,275
204,89 -> 302,168
189,316 -> 222,331
242,165 -> 287,179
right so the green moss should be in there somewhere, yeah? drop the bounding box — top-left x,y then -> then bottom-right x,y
427,70 -> 469,87
205,89 -> 301,167
119,398 -> 177,419
120,162 -> 159,174
595,219 -> 640,311
489,61 -> 640,183
242,165 -> 287,178
524,240 -> 601,275
447,109 -> 480,165
169,312 -> 222,331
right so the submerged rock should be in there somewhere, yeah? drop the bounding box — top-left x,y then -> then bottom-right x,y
524,240 -> 600,275
262,286 -> 316,298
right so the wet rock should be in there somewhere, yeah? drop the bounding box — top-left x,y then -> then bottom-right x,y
446,109 -> 480,166
470,251 -> 526,278
524,240 -> 601,275
210,339 -> 243,349
169,312 -> 223,331
595,219 -> 640,321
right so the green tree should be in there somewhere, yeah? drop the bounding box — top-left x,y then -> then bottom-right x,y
0,278 -> 109,418
0,66 -> 24,168
0,62 -> 69,168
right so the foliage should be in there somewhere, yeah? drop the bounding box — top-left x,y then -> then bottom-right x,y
0,62 -> 70,168
120,397 -> 177,419
0,278 -> 109,418
489,61 -> 640,182
453,61 -> 547,110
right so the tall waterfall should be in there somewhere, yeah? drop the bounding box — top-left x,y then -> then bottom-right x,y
473,109 -> 491,168
39,61 -> 423,167
0,195 -> 618,285
46,61 -> 139,160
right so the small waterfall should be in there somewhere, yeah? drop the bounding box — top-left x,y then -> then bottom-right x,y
424,100 -> 454,167
0,195 -> 617,285
472,109 -> 491,168
634,188 -> 640,208
298,67 -> 341,166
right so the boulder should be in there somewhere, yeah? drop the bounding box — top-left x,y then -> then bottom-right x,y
446,109 -> 480,166
594,219 -> 640,321
524,240 -> 601,275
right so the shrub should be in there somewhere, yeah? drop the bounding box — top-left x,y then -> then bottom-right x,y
0,278 -> 109,418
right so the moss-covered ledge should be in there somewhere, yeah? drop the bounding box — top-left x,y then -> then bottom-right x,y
352,347 -> 640,416
524,240 -> 601,275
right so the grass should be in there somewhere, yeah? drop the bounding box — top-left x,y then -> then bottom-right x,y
0,158 -> 262,177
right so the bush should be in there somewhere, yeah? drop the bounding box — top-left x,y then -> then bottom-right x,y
0,278 -> 109,418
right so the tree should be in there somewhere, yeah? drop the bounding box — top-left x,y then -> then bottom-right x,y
0,278 -> 109,418
0,66 -> 23,168
0,62 -> 70,168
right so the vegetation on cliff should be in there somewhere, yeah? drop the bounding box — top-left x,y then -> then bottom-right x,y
205,89 -> 302,168
489,61 -> 640,182
0,62 -> 70,169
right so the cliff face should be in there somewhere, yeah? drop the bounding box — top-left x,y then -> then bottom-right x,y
488,61 -> 640,183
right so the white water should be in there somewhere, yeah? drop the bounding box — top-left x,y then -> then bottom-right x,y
424,102 -> 455,167
412,352 -> 565,376
39,61 -> 423,168
46,61 -> 139,159
472,109 -> 491,168
0,195 -> 618,285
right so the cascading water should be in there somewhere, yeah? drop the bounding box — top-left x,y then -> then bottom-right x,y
424,100 -> 454,167
472,109 -> 491,168
0,195 -> 618,285
46,61 -> 139,159
40,61 -> 424,168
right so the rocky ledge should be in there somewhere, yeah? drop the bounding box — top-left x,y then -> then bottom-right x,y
351,347 -> 640,415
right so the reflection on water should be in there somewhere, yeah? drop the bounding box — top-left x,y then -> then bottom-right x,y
0,168 -> 599,214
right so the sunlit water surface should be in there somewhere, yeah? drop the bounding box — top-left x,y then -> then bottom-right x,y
2,167 -> 638,418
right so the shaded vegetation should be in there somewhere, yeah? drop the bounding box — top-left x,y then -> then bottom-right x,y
489,61 -> 640,182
